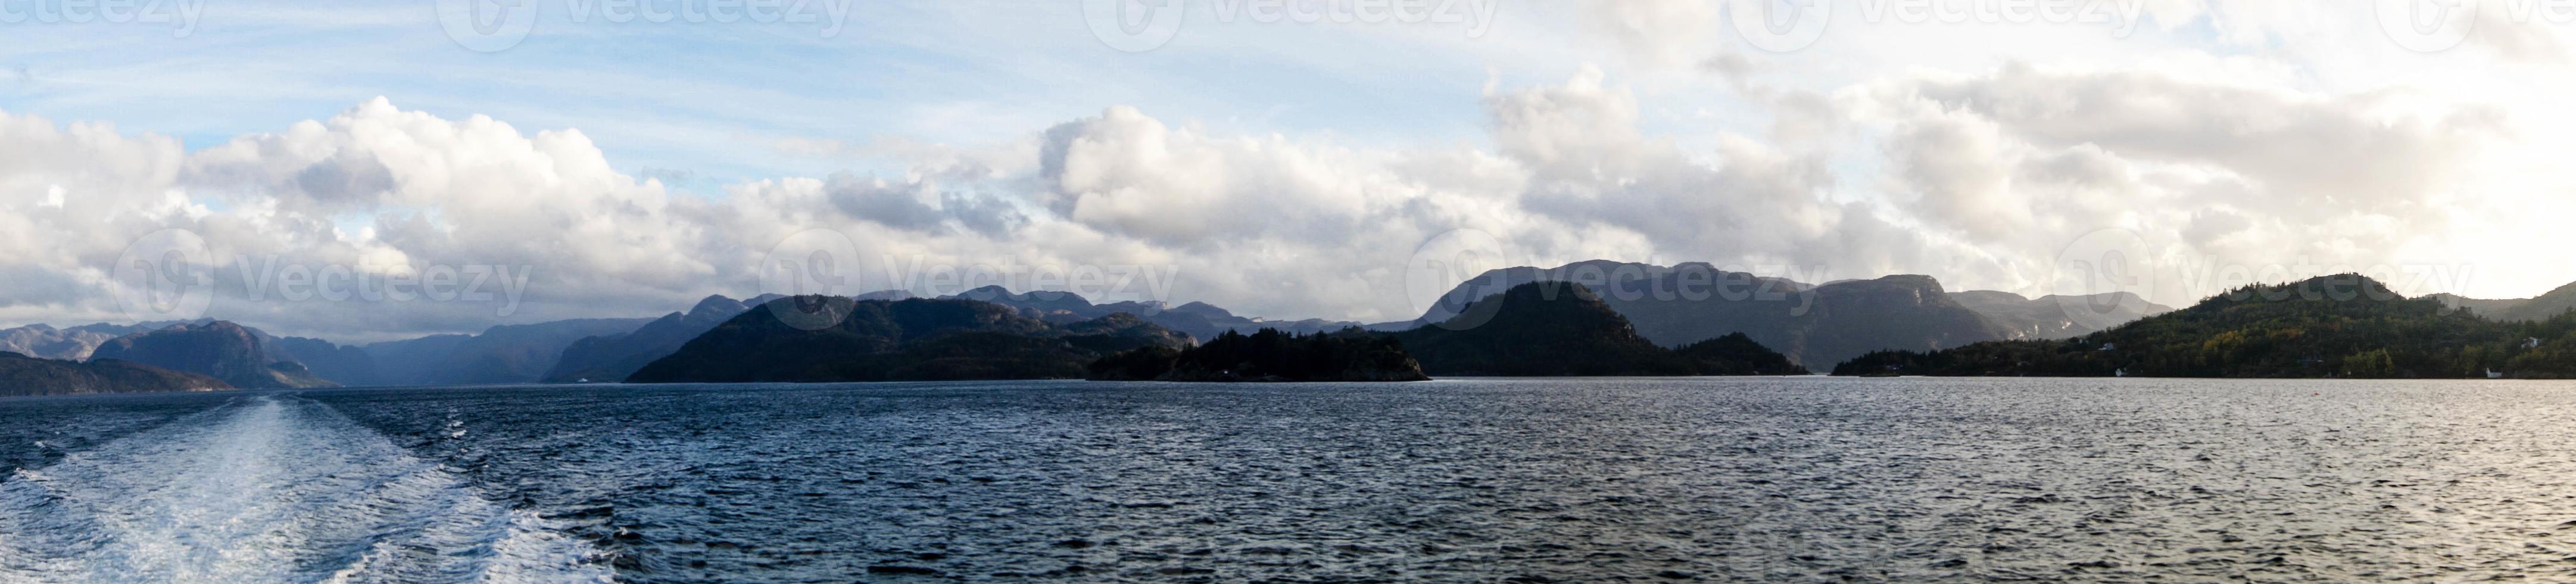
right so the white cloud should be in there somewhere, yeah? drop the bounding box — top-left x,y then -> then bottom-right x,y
8,1 -> 2576,339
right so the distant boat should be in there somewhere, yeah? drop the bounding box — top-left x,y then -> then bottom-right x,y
2487,369 -> 2506,379
2114,368 -> 2127,377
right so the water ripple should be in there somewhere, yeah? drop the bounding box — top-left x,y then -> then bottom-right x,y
11,377 -> 2576,582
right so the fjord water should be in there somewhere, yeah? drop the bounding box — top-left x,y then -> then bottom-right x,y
2,379 -> 2574,582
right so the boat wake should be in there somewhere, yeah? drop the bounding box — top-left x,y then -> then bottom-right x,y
0,395 -> 612,583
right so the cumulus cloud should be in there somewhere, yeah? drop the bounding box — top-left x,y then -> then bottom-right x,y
1585,0 -> 1723,66
1847,61 -> 2516,301
0,49 -> 2544,341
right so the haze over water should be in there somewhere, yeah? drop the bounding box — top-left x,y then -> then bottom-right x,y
2,378 -> 2572,582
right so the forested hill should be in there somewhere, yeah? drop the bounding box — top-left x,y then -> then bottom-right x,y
628,296 -> 1192,383
0,352 -> 232,396
1390,281 -> 1808,377
1834,274 -> 2576,378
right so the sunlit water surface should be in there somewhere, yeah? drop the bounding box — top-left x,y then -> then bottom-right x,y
2,377 -> 2573,582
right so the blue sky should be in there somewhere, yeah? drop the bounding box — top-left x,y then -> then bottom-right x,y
4,1 -> 1520,189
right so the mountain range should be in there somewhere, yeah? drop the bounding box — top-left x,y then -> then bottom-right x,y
943,285 -> 1361,341
1389,281 -> 1808,376
1385,261 -> 2173,368
22,258 -> 2576,394
1948,290 -> 2173,340
541,294 -> 781,383
0,320 -> 202,361
1839,274 -> 2576,378
0,314 -> 665,391
627,295 -> 1192,383
0,263 -> 2179,393
89,321 -> 337,389
2429,282 -> 2576,322
362,318 -> 658,386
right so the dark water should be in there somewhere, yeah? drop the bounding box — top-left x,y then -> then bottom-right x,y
4,378 -> 2575,582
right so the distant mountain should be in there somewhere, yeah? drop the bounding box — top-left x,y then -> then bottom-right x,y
1087,328 -> 1429,382
2427,293 -> 2529,319
0,352 -> 232,397
358,333 -> 472,386
1950,290 -> 2173,340
1389,281 -> 1806,377
543,295 -> 760,383
90,321 -> 337,389
4,315 -> 658,387
943,285 -> 1359,343
0,324 -> 129,361
2430,281 -> 2576,322
2,319 -> 376,386
1396,261 -> 2010,368
263,335 -> 380,386
2505,285 -> 2575,322
1380,260 -> 1807,328
1837,274 -> 2576,378
364,318 -> 653,386
0,320 -> 204,361
628,296 -> 1192,383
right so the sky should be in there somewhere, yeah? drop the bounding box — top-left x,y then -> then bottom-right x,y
3,0 -> 2573,343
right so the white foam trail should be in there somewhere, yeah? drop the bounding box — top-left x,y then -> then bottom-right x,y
0,396 -> 613,583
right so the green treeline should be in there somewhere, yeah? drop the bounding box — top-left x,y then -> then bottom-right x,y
1835,274 -> 2576,379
